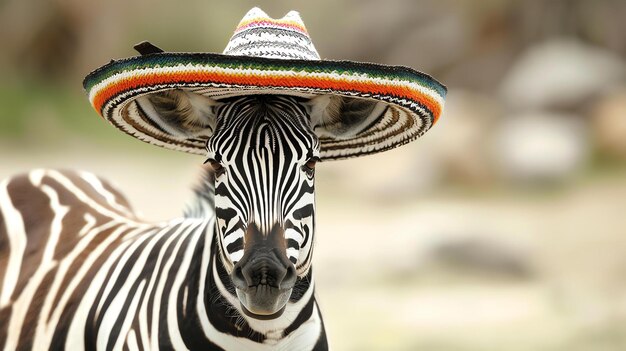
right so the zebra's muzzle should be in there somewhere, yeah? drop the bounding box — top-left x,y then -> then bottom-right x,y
231,223 -> 297,317
231,249 -> 296,318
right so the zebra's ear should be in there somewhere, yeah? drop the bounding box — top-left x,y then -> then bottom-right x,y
135,89 -> 220,138
304,95 -> 388,139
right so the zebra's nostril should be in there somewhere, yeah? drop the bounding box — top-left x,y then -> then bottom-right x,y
232,265 -> 247,290
280,264 -> 297,290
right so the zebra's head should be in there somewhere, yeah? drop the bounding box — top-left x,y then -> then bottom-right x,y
145,89 -> 385,318
203,95 -> 320,318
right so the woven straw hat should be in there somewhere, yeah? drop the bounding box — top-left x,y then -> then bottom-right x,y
83,7 -> 446,160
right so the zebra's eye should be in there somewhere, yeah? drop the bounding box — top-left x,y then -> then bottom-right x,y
205,158 -> 225,175
302,157 -> 319,176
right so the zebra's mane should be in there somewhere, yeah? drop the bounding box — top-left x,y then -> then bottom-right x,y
184,165 -> 215,218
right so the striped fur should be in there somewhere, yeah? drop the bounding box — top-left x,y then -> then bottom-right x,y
0,96 -> 328,350
207,96 -> 319,272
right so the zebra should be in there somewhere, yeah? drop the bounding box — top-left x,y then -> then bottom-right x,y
0,95 -> 329,350
0,7 -> 445,351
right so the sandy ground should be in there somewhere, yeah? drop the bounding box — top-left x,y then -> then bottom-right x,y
1,144 -> 625,351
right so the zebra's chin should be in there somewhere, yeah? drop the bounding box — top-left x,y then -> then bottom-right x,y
235,286 -> 293,319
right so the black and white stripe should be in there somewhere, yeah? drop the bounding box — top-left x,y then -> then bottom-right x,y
207,96 -> 319,273
0,95 -> 328,350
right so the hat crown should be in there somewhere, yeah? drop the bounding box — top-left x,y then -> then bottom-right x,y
223,7 -> 320,60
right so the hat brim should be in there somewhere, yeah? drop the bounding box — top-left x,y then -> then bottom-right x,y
83,52 -> 446,160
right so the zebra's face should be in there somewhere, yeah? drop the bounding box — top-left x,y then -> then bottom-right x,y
206,96 -> 319,318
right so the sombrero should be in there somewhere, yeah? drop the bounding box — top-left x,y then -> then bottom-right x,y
83,7 -> 446,160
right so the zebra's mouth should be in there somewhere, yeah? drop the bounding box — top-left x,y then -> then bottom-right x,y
239,298 -> 288,319
235,285 -> 292,319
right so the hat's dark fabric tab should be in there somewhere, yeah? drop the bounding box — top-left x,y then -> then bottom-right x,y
133,41 -> 164,55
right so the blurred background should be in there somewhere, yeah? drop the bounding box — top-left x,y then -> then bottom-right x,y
1,0 -> 626,350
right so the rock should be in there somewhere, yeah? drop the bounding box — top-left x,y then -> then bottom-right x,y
591,88 -> 626,160
500,39 -> 625,110
428,235 -> 532,278
492,112 -> 589,183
